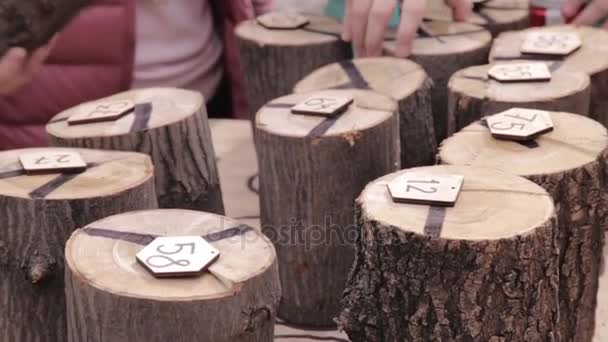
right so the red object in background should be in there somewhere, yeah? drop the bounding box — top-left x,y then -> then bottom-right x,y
530,0 -> 583,26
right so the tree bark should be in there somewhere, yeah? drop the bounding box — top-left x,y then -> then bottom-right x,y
255,89 -> 400,326
439,112 -> 608,342
236,14 -> 352,120
46,88 -> 224,215
0,148 -> 157,342
0,0 -> 90,54
384,21 -> 492,142
294,57 -> 437,167
340,165 -> 560,342
64,210 -> 280,342
489,25 -> 608,126
447,63 -> 591,136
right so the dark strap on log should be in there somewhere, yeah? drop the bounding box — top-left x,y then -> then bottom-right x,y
28,162 -> 100,199
423,206 -> 447,238
339,60 -> 370,89
130,102 -> 153,133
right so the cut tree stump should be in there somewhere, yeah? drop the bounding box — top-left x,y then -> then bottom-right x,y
294,57 -> 437,168
340,165 -> 559,342
0,0 -> 90,54
255,89 -> 400,326
46,87 -> 224,214
447,63 -> 591,136
438,111 -> 608,342
0,147 -> 157,342
490,25 -> 608,126
424,0 -> 530,37
65,209 -> 280,342
384,20 -> 492,142
236,12 -> 352,119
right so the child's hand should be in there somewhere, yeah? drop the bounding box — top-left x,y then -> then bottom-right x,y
562,0 -> 608,28
0,38 -> 56,96
342,0 -> 472,57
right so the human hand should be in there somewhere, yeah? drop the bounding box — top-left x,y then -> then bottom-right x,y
562,0 -> 608,28
342,0 -> 473,58
0,37 -> 57,96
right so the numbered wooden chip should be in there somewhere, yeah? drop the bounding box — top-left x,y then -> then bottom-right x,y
387,173 -> 464,207
488,62 -> 552,82
67,99 -> 135,126
291,95 -> 354,117
136,236 -> 220,278
256,11 -> 310,30
19,150 -> 87,175
487,108 -> 554,141
521,32 -> 582,56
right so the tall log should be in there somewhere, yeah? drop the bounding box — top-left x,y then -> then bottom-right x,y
438,111 -> 608,342
0,0 -> 90,54
294,57 -> 437,168
489,25 -> 608,126
425,0 -> 529,37
447,63 -> 591,136
236,12 -> 352,119
46,87 -> 224,214
340,165 -> 559,342
65,209 -> 280,342
0,147 -> 157,342
255,89 -> 400,326
384,20 -> 492,142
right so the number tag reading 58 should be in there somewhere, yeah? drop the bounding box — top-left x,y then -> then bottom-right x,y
136,236 -> 220,278
291,95 -> 354,117
388,174 -> 464,207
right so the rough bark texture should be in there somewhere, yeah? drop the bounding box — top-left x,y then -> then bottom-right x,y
255,92 -> 400,326
236,19 -> 352,119
0,0 -> 89,54
49,108 -> 224,215
0,165 -> 156,342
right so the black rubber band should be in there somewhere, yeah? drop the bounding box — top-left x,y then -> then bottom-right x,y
339,60 -> 370,89
423,206 -> 447,238
28,162 -> 100,199
307,113 -> 345,138
0,168 -> 25,179
130,102 -> 153,133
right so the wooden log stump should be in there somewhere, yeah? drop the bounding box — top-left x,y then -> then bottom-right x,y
340,165 -> 559,342
384,21 -> 492,142
236,12 -> 352,119
255,89 -> 400,326
489,25 -> 608,126
46,87 -> 224,214
294,57 -> 437,168
0,0 -> 90,54
447,63 -> 591,136
425,0 -> 530,37
438,111 -> 608,342
0,147 -> 157,342
65,209 -> 280,342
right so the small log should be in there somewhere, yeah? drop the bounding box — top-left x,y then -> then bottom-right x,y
438,111 -> 608,342
340,165 -> 559,342
489,25 -> 608,126
294,57 -> 437,167
46,87 -> 224,214
65,209 -> 280,342
447,63 -> 591,136
425,0 -> 529,37
0,0 -> 90,54
0,147 -> 157,342
236,13 -> 352,119
384,20 -> 492,142
255,89 -> 400,326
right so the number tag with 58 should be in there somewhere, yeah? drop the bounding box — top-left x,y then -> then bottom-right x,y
487,108 -> 554,142
291,95 -> 354,117
388,174 -> 464,207
136,236 -> 220,278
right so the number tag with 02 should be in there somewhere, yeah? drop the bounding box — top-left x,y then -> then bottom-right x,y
136,236 -> 220,278
388,174 -> 464,207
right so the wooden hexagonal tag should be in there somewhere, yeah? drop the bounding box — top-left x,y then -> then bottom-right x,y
19,150 -> 87,175
256,11 -> 310,30
136,236 -> 220,278
388,174 -> 464,207
487,108 -> 554,142
291,95 -> 354,117
521,32 -> 582,56
68,99 -> 135,126
488,62 -> 551,82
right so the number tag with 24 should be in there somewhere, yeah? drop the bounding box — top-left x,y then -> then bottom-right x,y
388,174 -> 464,207
136,236 -> 220,278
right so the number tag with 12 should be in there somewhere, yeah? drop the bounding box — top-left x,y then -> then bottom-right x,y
388,174 -> 464,207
